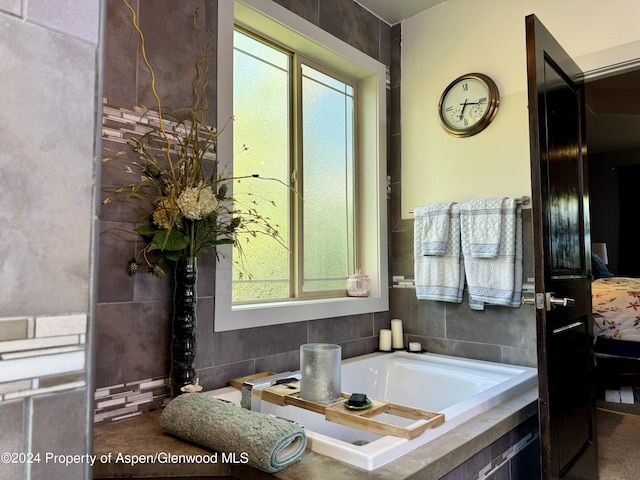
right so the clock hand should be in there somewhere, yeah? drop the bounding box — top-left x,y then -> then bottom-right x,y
458,99 -> 469,120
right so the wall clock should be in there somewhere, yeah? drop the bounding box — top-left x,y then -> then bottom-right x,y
438,73 -> 500,137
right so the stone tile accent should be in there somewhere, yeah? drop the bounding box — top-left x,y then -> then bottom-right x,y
0,317 -> 29,341
0,313 -> 87,401
35,313 -> 86,337
93,377 -> 170,424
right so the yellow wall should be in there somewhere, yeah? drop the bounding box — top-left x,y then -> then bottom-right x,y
401,0 -> 640,217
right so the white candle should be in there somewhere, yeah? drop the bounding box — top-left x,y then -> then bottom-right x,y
379,329 -> 392,351
409,342 -> 422,352
391,319 -> 404,349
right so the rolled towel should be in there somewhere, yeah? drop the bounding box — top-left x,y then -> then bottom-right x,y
160,393 -> 306,473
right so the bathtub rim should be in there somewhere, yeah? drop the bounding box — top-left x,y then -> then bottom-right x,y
209,351 -> 538,470
296,351 -> 537,469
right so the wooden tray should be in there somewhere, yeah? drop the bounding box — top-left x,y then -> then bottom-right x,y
260,380 -> 445,439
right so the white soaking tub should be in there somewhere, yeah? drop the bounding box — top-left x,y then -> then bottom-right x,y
210,351 -> 537,471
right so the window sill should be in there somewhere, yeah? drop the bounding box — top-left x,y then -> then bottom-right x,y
214,288 -> 388,332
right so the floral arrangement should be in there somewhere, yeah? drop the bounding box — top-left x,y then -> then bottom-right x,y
103,2 -> 283,278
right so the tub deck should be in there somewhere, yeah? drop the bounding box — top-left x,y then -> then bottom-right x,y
92,384 -> 538,479
250,352 -> 537,470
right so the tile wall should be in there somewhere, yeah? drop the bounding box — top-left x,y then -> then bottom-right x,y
95,0 -> 392,423
95,0 -> 537,425
387,21 -> 537,367
390,210 -> 537,367
0,0 -> 102,479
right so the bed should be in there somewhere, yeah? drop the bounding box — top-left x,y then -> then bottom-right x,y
592,276 -> 640,387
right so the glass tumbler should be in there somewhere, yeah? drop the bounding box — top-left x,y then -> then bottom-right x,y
300,343 -> 342,404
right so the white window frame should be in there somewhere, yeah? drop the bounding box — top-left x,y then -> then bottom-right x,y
215,0 -> 388,332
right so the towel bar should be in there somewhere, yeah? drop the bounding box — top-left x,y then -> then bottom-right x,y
409,196 -> 530,214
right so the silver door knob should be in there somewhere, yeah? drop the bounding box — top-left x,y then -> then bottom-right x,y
546,293 -> 575,308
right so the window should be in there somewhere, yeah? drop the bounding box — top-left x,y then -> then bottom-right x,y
232,29 -> 357,302
215,0 -> 388,331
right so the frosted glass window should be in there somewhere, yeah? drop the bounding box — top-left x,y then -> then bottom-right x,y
233,30 -> 291,302
232,29 -> 358,302
301,63 -> 355,292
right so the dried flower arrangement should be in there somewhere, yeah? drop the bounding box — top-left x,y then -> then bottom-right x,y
103,2 -> 285,278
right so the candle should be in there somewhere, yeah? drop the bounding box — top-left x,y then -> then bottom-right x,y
391,319 -> 404,349
379,329 -> 392,351
409,342 -> 422,352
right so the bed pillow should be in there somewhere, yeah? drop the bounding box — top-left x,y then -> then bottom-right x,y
591,252 -> 612,280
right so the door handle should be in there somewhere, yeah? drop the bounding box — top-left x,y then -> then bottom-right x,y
522,293 -> 575,310
546,293 -> 575,310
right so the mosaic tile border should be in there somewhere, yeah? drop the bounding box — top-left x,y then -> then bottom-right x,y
0,314 -> 87,401
101,97 -> 216,161
94,377 -> 171,424
478,431 -> 538,480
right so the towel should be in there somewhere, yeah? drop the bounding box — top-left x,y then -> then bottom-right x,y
462,197 -> 504,258
160,393 -> 307,473
414,203 -> 464,303
461,198 -> 523,310
414,202 -> 454,255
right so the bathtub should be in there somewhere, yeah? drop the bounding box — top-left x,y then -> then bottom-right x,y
209,351 -> 537,471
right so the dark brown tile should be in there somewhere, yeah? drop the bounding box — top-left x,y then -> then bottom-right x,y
95,301 -> 171,388
104,0 -> 139,105
198,359 -> 255,391
378,20 -> 392,66
390,228 -> 414,278
319,0 -> 379,60
273,0 -> 319,25
98,220 -> 137,303
138,0 -> 211,109
195,297 -> 214,369
340,337 -> 378,359
255,350 -> 300,374
308,314 -> 374,344
212,322 -> 307,366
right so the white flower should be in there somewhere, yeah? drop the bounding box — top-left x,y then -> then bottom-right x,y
177,184 -> 218,220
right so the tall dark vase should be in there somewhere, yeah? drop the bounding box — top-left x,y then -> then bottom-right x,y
170,257 -> 198,397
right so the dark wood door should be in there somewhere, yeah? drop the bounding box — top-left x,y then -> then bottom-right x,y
525,14 -> 598,480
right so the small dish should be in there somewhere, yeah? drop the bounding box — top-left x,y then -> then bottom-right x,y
343,398 -> 372,410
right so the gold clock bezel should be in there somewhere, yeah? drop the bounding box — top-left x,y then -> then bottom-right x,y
438,73 -> 500,137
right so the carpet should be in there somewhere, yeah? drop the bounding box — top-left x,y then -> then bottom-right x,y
597,407 -> 640,480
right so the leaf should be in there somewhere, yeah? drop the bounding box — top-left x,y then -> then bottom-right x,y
148,229 -> 189,251
204,238 -> 235,248
135,223 -> 158,237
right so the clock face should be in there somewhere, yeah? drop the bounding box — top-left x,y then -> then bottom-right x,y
438,73 -> 499,137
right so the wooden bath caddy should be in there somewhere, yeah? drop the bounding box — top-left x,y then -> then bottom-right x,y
259,380 -> 445,440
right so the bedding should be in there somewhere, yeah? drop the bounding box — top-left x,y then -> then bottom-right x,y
592,277 -> 640,342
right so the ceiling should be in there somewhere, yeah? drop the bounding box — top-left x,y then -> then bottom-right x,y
356,0 -> 444,25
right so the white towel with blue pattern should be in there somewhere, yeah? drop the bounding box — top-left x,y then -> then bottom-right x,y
414,203 -> 464,303
414,202 -> 455,256
462,197 -> 504,258
461,198 -> 523,310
